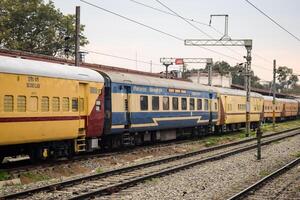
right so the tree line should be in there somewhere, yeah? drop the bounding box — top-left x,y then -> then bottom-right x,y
187,61 -> 299,94
0,0 -> 88,58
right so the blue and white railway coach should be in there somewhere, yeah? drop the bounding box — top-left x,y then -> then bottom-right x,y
100,71 -> 218,147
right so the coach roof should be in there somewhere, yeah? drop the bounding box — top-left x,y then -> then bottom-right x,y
212,86 -> 263,98
103,71 -> 214,92
263,95 -> 298,103
0,55 -> 104,82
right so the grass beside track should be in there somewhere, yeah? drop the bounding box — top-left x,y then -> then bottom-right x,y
0,171 -> 10,181
202,119 -> 300,148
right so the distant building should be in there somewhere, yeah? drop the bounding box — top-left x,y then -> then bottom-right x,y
188,72 -> 232,88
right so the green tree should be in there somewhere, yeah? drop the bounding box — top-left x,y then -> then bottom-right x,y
210,61 -> 262,87
277,66 -> 299,90
210,61 -> 231,76
0,0 -> 88,58
187,61 -> 263,87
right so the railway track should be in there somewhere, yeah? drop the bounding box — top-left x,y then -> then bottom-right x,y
0,136 -> 201,174
1,128 -> 299,199
2,126 -> 300,176
227,157 -> 300,200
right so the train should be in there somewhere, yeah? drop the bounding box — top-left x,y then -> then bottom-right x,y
0,56 -> 299,162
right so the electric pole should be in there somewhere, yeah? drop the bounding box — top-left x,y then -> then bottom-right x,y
245,46 -> 252,137
75,6 -> 80,66
184,14 -> 253,137
208,62 -> 213,86
272,60 -> 276,130
185,40 -> 252,137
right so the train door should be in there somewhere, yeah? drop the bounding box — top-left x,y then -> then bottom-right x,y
75,83 -> 88,153
79,83 -> 88,122
218,95 -> 225,127
282,103 -> 286,120
224,95 -> 227,124
124,86 -> 131,129
209,93 -> 213,133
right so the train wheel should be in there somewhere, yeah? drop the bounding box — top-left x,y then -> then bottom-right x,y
29,148 -> 44,162
0,156 -> 4,164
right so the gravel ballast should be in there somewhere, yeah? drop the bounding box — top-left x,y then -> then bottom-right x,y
114,135 -> 300,200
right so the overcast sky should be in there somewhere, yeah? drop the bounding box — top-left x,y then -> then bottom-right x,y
52,0 -> 300,81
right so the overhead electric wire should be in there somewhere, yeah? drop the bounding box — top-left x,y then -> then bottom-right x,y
79,0 -> 182,41
154,0 -> 277,73
128,0 -> 223,35
79,0 -> 276,77
79,0 -> 244,63
244,0 -> 300,42
82,49 -> 161,66
253,53 -> 273,63
154,0 -> 213,39
154,0 -> 245,57
134,0 -> 273,65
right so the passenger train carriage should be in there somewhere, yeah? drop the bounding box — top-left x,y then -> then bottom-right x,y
214,87 -> 264,132
100,71 -> 219,147
263,96 -> 298,121
0,56 -> 105,161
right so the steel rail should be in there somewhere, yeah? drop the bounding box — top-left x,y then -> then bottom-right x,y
2,126 -> 299,174
68,130 -> 300,200
227,157 -> 300,200
1,128 -> 299,200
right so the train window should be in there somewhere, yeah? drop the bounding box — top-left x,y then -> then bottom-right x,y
204,99 -> 209,110
28,96 -> 38,112
62,97 -> 70,112
79,98 -> 84,112
4,95 -> 14,112
140,96 -> 148,111
163,97 -> 169,110
152,96 -> 159,111
17,96 -> 26,112
52,97 -> 60,112
72,98 -> 78,112
173,97 -> 178,110
182,98 -> 187,110
190,98 -> 195,110
41,97 -> 49,112
197,99 -> 202,110
228,104 -> 232,111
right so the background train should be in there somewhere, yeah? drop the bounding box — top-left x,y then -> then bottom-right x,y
0,56 -> 299,161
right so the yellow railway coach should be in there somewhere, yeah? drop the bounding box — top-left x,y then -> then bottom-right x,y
0,56 -> 105,161
214,87 -> 264,132
263,96 -> 298,121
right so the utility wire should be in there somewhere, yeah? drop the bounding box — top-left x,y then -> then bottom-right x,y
154,0 -> 245,57
79,0 -> 243,62
79,0 -> 182,41
134,0 -> 273,66
154,0 -> 213,39
80,0 -> 275,75
82,49 -> 161,66
244,0 -> 300,42
165,2 -> 212,39
253,53 -> 273,63
128,0 -> 223,35
155,0 -> 277,72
